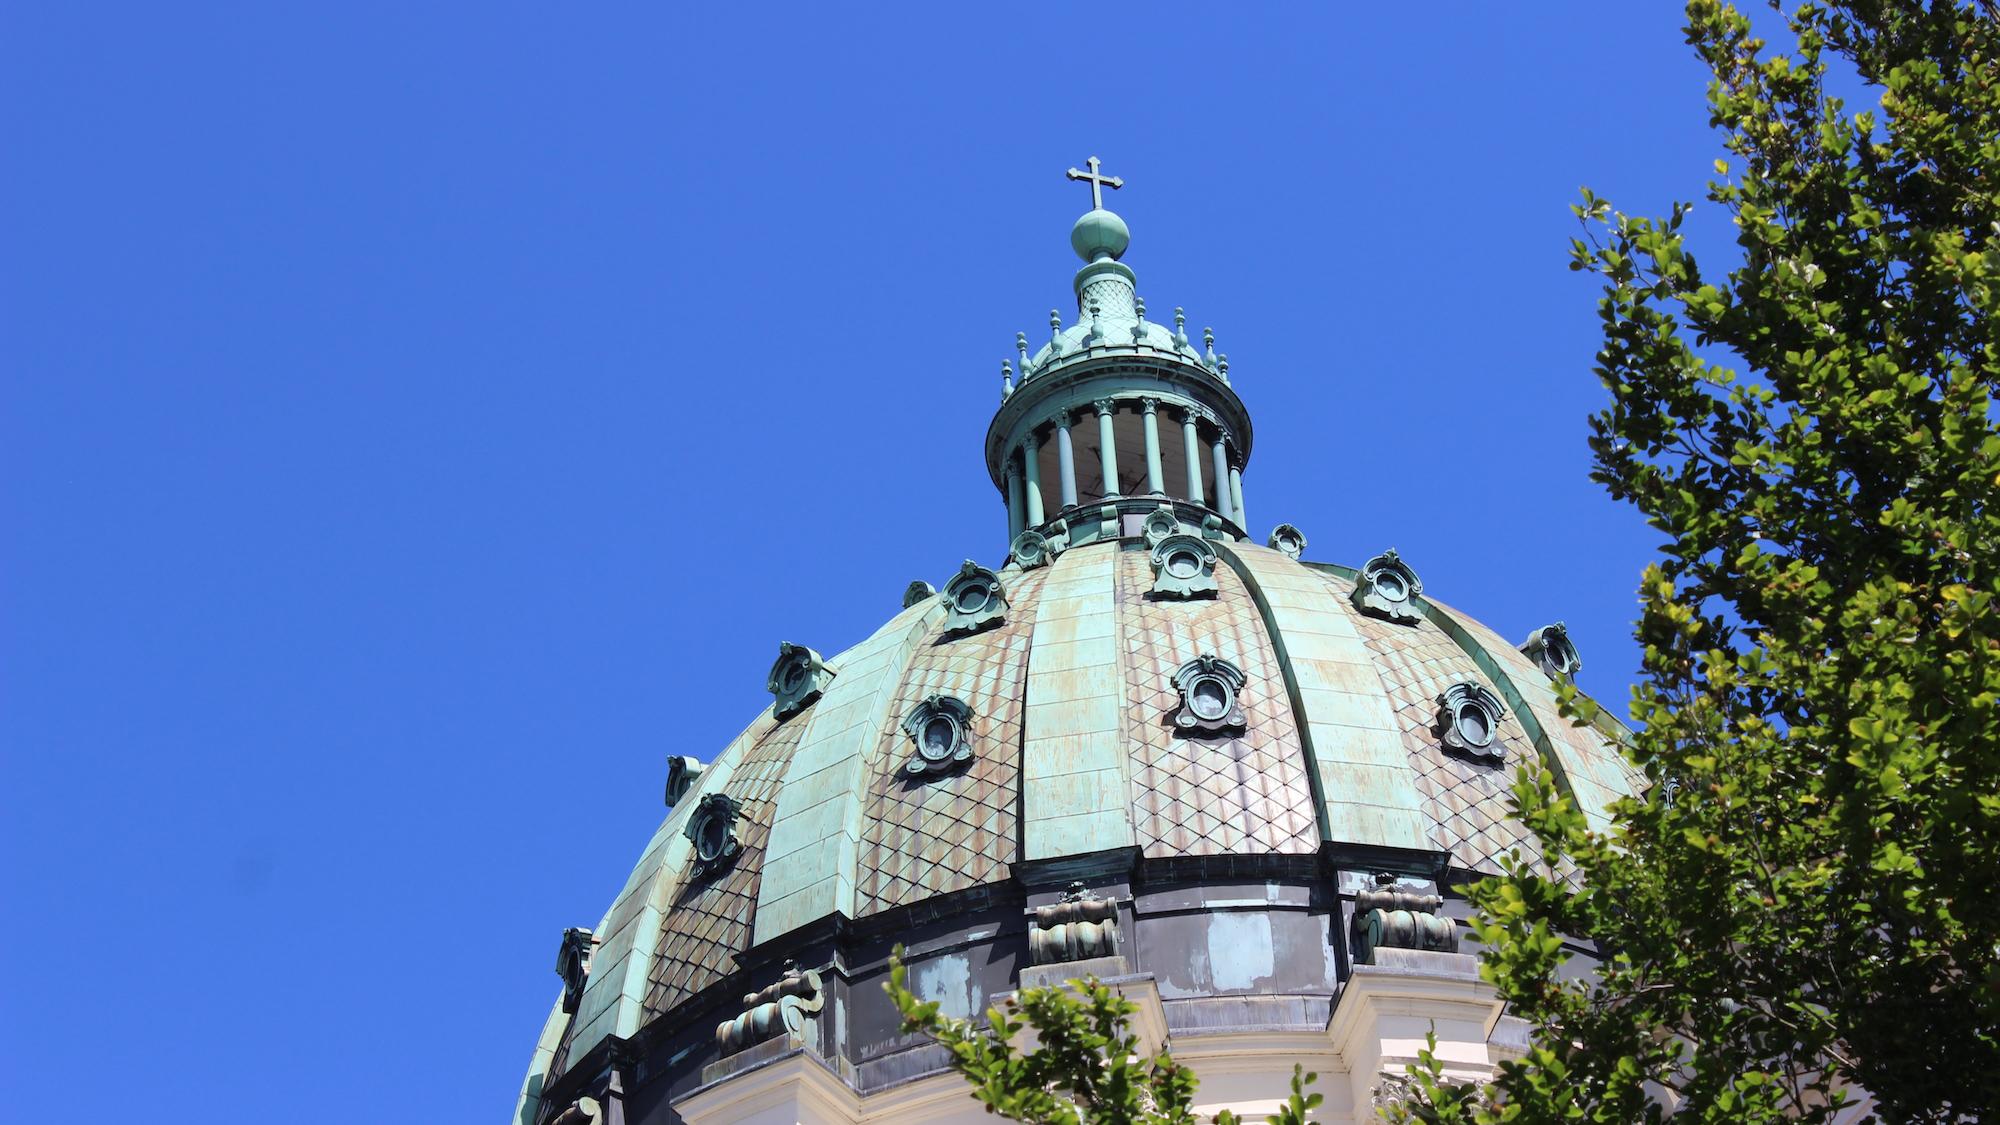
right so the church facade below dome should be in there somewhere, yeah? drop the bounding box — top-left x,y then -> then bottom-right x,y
515,161 -> 1637,1125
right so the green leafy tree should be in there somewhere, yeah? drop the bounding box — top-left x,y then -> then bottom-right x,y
1392,1 -> 1999,1122
884,952 -> 1323,1124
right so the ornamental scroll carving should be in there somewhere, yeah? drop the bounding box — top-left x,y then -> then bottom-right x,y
1028,883 -> 1120,965
1351,872 -> 1458,965
714,961 -> 825,1057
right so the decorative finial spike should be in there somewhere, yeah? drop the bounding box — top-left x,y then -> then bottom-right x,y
1174,307 -> 1188,348
1203,327 -> 1217,368
1135,295 -> 1146,318
1217,354 -> 1230,385
1002,359 -> 1015,400
1016,331 -> 1032,377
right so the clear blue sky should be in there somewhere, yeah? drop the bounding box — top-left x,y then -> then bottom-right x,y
3,4 -> 1738,1120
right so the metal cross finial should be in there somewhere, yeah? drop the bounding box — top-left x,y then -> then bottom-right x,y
1065,155 -> 1124,211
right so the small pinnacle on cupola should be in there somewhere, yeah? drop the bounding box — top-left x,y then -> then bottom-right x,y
1203,327 -> 1217,368
1217,354 -> 1230,385
1174,307 -> 1188,347
1001,359 -> 1014,400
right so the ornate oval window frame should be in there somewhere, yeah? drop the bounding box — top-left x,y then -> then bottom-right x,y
1435,682 -> 1507,762
1171,654 -> 1248,736
1520,621 -> 1583,679
684,792 -> 745,875
941,560 -> 1008,636
900,694 -> 974,777
1352,548 -> 1423,625
1149,533 -> 1219,599
768,642 -> 836,719
1267,523 -> 1307,560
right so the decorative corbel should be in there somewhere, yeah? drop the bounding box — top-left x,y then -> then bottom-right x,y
715,961 -> 825,1057
1028,882 -> 1120,965
1351,872 -> 1458,964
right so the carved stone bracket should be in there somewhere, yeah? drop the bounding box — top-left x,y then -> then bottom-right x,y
1520,621 -> 1583,678
1149,533 -> 1219,599
941,560 -> 1008,636
901,694 -> 974,777
1351,872 -> 1458,965
1352,548 -> 1423,625
555,927 -> 597,1014
768,642 -> 836,720
1028,882 -> 1120,965
1267,523 -> 1307,560
715,961 -> 825,1057
1434,682 -> 1507,763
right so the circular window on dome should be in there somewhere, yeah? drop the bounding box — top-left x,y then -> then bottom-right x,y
1435,683 -> 1506,763
1353,548 -> 1424,625
1170,654 -> 1247,736
1148,533 -> 1218,599
939,561 -> 1007,637
901,694 -> 974,777
683,793 -> 744,875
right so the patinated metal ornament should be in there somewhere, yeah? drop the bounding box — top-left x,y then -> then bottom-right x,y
684,793 -> 744,876
901,694 -> 974,777
1149,533 -> 1219,599
1171,654 -> 1248,735
1267,523 -> 1307,559
555,926 -> 596,1014
1028,882 -> 1120,965
1435,683 -> 1507,762
1009,527 -> 1063,571
1350,873 -> 1458,965
902,580 -> 936,609
941,560 -> 1007,636
663,755 -> 703,807
767,642 -> 836,720
1140,504 -> 1181,548
1352,548 -> 1424,625
715,961 -> 824,1057
1520,621 -> 1583,678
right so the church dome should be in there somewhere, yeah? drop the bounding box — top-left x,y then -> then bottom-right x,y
516,162 -> 1640,1125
